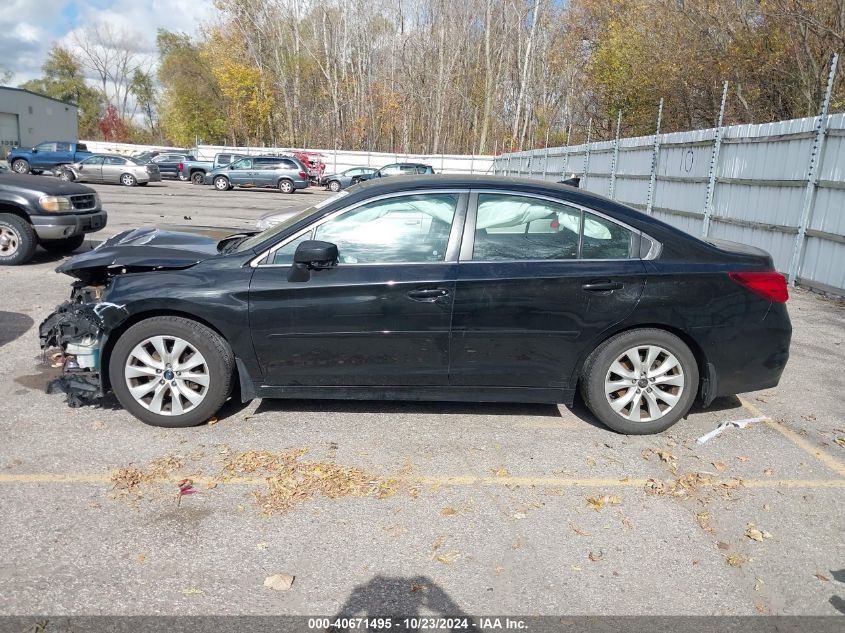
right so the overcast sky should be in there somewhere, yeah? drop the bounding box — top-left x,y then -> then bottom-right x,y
1,0 -> 214,84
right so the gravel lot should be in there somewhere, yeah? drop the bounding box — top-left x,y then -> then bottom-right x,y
0,178 -> 843,618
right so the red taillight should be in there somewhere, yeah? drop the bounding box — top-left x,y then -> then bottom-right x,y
299,171 -> 307,178
729,272 -> 788,303
178,162 -> 183,171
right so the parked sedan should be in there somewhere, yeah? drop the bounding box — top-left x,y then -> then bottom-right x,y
40,175 -> 790,433
321,167 -> 378,192
204,155 -> 310,193
59,154 -> 161,186
354,162 -> 434,184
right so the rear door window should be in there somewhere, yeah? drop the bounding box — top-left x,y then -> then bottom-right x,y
470,194 -> 637,261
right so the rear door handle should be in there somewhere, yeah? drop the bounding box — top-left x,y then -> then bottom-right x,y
582,281 -> 623,292
407,288 -> 450,302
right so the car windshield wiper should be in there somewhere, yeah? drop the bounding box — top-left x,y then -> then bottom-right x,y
217,232 -> 257,253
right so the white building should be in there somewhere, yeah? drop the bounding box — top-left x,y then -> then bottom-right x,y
0,87 -> 79,158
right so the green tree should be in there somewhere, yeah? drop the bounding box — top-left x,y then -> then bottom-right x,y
21,45 -> 104,138
156,30 -> 227,146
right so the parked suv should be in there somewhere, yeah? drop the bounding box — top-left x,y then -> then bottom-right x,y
0,173 -> 107,265
354,162 -> 435,184
205,155 -> 310,193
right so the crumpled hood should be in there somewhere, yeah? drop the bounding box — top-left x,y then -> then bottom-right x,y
57,227 -> 224,281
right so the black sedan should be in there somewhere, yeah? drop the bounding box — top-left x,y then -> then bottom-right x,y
39,175 -> 791,434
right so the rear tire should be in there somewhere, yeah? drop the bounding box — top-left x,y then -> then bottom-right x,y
109,317 -> 234,428
191,171 -> 205,185
40,234 -> 85,254
278,178 -> 294,194
580,328 -> 698,435
0,213 -> 37,265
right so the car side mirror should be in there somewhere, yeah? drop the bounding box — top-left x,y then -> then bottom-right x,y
288,240 -> 339,282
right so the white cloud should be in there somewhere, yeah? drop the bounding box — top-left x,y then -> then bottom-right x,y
1,0 -> 215,85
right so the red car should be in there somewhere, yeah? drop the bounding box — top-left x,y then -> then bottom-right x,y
292,151 -> 325,183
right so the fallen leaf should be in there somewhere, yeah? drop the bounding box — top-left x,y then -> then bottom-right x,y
136,554 -> 145,563
588,550 -> 603,562
586,456 -> 596,467
815,573 -> 829,582
586,495 -> 621,512
181,588 -> 204,595
512,511 -> 527,520
622,518 -> 635,530
745,523 -> 773,542
726,554 -> 747,568
762,504 -> 771,511
736,456 -> 749,462
434,553 -> 459,564
763,468 -> 774,476
571,525 -> 592,537
570,565 -> 582,571
641,448 -> 655,461
440,507 -> 458,517
657,450 -> 676,463
205,481 -> 218,490
255,543 -> 268,551
494,566 -> 504,574
754,601 -> 768,614
494,467 -> 508,478
207,416 -> 218,425
712,462 -> 728,472
264,574 -> 294,591
834,438 -> 845,449
717,542 -> 730,550
754,577 -> 765,591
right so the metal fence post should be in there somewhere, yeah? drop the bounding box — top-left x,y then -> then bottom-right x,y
583,118 -> 593,189
609,110 -> 622,199
788,52 -> 839,285
507,144 -> 513,176
645,98 -> 664,215
702,81 -> 729,237
562,124 -> 572,178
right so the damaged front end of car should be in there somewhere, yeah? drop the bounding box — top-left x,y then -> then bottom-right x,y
39,282 -> 129,407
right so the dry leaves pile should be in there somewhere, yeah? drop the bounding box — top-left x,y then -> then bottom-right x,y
223,449 -> 400,515
111,455 -> 186,498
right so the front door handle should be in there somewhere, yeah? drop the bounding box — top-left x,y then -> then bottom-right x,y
582,281 -> 623,292
407,288 -> 450,302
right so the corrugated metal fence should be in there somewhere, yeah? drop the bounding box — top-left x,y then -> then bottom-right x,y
493,113 -> 845,295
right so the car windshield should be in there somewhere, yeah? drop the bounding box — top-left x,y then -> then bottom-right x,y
231,191 -> 351,253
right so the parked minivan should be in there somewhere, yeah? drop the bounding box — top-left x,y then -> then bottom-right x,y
205,155 -> 310,193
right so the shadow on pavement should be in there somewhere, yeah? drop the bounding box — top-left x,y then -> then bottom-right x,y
0,311 -> 33,347
329,575 -> 471,631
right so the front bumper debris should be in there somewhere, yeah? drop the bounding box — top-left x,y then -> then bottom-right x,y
39,299 -> 107,407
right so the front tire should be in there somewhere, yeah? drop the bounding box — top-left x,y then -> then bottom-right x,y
0,213 -> 37,265
328,180 -> 341,192
11,159 -> 30,174
40,234 -> 85,254
581,328 -> 698,435
109,317 -> 234,428
191,171 -> 205,185
213,176 -> 230,191
278,178 -> 295,194
120,173 -> 137,187
58,169 -> 75,182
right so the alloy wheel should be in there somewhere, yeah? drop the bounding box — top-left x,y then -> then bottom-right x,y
124,335 -> 210,416
121,174 -> 136,186
329,180 -> 340,192
604,345 -> 684,422
0,226 -> 19,257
